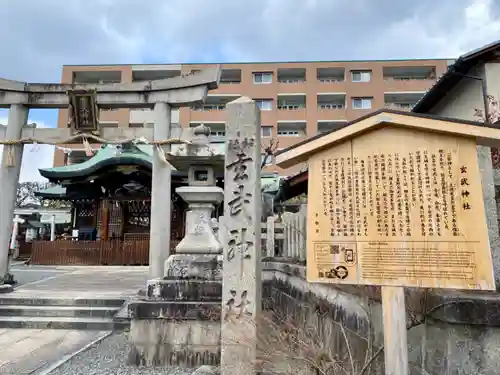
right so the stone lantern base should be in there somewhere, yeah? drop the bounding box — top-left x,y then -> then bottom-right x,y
127,124 -> 226,368
174,186 -> 223,254
127,185 -> 223,368
127,255 -> 222,367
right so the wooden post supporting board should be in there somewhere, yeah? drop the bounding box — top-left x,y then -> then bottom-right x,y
382,286 -> 408,375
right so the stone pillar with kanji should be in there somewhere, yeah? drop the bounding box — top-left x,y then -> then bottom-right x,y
221,97 -> 262,375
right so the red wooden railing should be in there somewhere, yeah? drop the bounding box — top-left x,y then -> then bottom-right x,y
30,239 -> 180,266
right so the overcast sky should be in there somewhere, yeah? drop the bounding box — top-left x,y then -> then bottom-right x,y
0,0 -> 499,181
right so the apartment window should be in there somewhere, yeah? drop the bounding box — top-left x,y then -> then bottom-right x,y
261,126 -> 273,137
277,130 -> 300,137
253,72 -> 273,84
255,100 -> 273,111
277,103 -> 304,110
210,131 -> 226,137
352,97 -> 372,109
318,103 -> 344,110
351,71 -> 371,83
201,104 -> 225,111
129,123 -> 144,128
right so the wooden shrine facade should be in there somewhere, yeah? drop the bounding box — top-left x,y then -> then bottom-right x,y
29,143 -> 278,266
29,196 -> 186,266
30,144 -> 189,266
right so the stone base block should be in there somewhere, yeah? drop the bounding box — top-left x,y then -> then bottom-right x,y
127,319 -> 221,367
3,274 -> 17,286
164,253 -> 222,281
192,365 -> 219,374
128,300 -> 221,321
0,284 -> 14,293
147,279 -> 222,301
0,284 -> 13,293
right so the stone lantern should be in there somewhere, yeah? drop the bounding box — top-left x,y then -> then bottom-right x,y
174,129 -> 224,254
164,123 -> 225,269
135,124 -> 225,367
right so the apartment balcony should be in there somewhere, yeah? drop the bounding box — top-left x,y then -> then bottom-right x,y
384,92 -> 425,112
99,108 -> 121,122
220,69 -> 241,84
317,120 -> 348,134
73,70 -> 122,84
67,150 -> 91,165
190,122 -> 226,142
132,65 -> 182,81
211,69 -> 242,95
129,108 -> 180,126
316,93 -> 347,121
317,67 -> 345,91
384,103 -> 415,111
277,94 -> 307,121
277,68 -> 306,93
190,95 -> 239,122
277,121 -> 307,147
383,66 -> 437,91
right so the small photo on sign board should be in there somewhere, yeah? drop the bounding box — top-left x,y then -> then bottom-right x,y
306,126 -> 494,290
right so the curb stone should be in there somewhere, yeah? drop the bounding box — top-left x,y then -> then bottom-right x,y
192,365 -> 219,374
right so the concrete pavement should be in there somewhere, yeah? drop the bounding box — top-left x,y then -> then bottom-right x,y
11,265 -> 148,297
11,264 -> 77,289
0,328 -> 110,374
0,265 -> 149,374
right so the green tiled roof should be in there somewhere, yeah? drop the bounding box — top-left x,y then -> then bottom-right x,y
37,176 -> 282,197
39,144 -> 155,180
37,143 -> 283,196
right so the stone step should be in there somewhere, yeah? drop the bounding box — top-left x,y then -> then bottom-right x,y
0,297 -> 125,308
0,316 -> 129,330
0,305 -> 120,318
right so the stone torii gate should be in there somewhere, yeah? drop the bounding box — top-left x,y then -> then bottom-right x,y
0,67 -> 221,289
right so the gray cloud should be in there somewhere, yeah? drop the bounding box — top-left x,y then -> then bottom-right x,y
0,0 -> 499,181
1,0 -> 499,83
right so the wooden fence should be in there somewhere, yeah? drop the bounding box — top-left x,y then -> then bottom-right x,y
30,239 -> 180,266
27,206 -> 307,266
30,239 -> 150,265
261,206 -> 307,261
17,240 -> 33,260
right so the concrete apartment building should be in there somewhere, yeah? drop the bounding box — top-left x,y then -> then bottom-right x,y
54,59 -> 452,174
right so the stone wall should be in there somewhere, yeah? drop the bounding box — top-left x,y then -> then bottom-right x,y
262,260 -> 500,375
128,259 -> 500,373
262,260 -> 384,374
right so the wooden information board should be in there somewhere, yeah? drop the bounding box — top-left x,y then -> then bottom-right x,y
307,126 -> 495,290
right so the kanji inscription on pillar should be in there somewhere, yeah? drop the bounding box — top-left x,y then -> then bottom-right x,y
307,126 -> 495,290
221,97 -> 262,375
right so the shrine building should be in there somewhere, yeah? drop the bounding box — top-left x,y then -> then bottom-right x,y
29,143 -> 281,265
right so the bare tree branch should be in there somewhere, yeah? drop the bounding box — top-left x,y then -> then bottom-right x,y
261,138 -> 279,170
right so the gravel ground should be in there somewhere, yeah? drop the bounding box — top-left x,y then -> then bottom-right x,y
49,332 -> 195,375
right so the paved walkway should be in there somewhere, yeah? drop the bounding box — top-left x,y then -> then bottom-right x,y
11,265 -> 149,298
0,329 -> 109,374
0,265 -> 149,374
